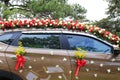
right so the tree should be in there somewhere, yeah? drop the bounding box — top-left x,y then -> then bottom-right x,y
93,0 -> 120,37
94,18 -> 112,31
0,0 -> 87,20
106,0 -> 120,32
0,0 -> 33,19
0,0 -> 10,5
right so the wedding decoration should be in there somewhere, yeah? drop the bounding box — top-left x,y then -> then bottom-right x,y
15,41 -> 26,70
74,48 -> 87,78
0,18 -> 120,47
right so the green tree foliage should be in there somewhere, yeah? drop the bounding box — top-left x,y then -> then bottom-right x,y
106,0 -> 120,32
94,17 -> 120,37
94,0 -> 120,37
0,0 -> 87,20
28,0 -> 86,19
94,18 -> 112,31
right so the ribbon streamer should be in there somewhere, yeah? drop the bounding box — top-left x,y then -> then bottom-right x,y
15,55 -> 26,70
75,59 -> 86,77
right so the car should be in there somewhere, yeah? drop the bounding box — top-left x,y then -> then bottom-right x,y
0,19 -> 120,80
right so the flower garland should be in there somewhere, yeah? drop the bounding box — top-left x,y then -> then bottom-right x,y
15,41 -> 26,70
0,18 -> 120,47
74,48 -> 87,78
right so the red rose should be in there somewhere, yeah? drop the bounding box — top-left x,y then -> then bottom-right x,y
78,25 -> 84,31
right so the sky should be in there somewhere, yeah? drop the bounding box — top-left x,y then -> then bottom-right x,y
68,0 -> 108,21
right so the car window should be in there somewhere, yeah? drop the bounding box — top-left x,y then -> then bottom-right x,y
19,33 -> 61,49
66,35 -> 112,53
0,33 -> 13,44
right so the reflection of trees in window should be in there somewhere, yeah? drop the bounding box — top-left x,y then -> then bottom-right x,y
0,34 -> 13,45
19,35 -> 60,49
1,39 -> 13,45
67,35 -> 111,53
71,46 -> 98,52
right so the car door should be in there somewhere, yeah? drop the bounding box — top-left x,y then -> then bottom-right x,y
0,32 -> 22,79
0,33 -> 11,73
63,33 -> 120,80
5,31 -> 72,80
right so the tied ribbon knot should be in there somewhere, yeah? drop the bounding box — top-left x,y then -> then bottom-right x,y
75,59 -> 86,77
15,55 -> 26,70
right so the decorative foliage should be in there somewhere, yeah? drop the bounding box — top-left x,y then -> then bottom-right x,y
0,18 -> 120,47
74,48 -> 87,78
15,41 -> 25,56
15,41 -> 26,71
74,48 -> 87,60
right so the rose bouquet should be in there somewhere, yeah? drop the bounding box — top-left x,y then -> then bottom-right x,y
15,41 -> 26,70
74,48 -> 87,78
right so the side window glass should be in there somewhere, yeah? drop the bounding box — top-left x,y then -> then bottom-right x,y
66,35 -> 112,53
0,33 -> 13,44
19,33 -> 61,49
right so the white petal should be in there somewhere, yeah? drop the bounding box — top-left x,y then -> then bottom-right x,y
90,60 -> 94,64
86,68 -> 89,72
58,75 -> 62,79
19,70 -> 23,73
56,65 -> 59,67
33,59 -> 36,62
94,73 -> 97,78
107,69 -> 111,73
111,58 -> 116,62
69,70 -> 72,74
100,64 -> 104,67
117,67 -> 120,71
41,56 -> 45,60
28,66 -> 32,69
63,58 -> 67,61
0,60 -> 3,63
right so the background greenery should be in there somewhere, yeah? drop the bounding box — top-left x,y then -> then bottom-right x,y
0,0 -> 120,37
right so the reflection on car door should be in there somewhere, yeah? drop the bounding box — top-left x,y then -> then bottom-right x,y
0,42 -> 11,74
0,32 -> 21,77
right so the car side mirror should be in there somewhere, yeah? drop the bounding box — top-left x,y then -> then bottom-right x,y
112,49 -> 120,58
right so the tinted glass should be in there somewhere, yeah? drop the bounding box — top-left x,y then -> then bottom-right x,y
66,35 -> 112,53
19,33 -> 61,49
0,33 -> 13,44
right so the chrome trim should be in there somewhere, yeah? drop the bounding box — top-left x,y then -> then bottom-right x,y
22,29 -> 62,34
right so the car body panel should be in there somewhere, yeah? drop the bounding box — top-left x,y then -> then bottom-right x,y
0,29 -> 120,80
0,42 -> 13,77
68,50 -> 120,80
5,45 -> 72,80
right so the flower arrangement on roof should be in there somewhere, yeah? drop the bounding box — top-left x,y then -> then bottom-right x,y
0,18 -> 120,47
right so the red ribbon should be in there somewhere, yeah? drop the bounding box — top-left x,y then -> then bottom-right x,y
15,55 -> 26,70
75,59 -> 86,77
